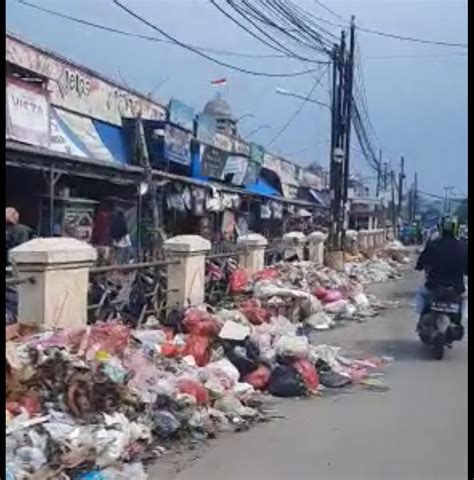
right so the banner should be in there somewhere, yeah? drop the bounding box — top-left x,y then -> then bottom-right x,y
201,144 -> 228,178
6,78 -> 50,147
221,154 -> 248,186
249,142 -> 264,165
168,98 -> 195,131
163,124 -> 192,166
196,112 -> 216,145
243,161 -> 260,186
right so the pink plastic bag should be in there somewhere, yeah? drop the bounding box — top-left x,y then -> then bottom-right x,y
244,365 -> 271,390
254,268 -> 279,282
293,359 -> 319,392
229,269 -> 249,295
240,299 -> 271,325
182,309 -> 220,337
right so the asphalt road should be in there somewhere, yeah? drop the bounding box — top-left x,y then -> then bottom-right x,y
151,272 -> 468,480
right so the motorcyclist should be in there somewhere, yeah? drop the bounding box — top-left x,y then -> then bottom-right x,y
415,215 -> 468,335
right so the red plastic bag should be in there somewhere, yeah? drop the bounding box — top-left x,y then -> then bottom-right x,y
182,309 -> 220,337
244,365 -> 271,390
293,359 -> 319,392
229,268 -> 249,295
240,299 -> 271,325
183,335 -> 211,367
254,268 -> 279,282
161,342 -> 183,358
314,287 -> 329,300
176,378 -> 209,405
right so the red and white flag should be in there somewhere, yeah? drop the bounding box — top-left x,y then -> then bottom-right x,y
210,78 -> 227,86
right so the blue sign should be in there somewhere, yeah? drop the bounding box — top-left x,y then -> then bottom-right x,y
164,124 -> 191,166
168,98 -> 194,132
196,112 -> 217,145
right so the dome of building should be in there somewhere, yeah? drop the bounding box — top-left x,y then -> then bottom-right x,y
203,95 -> 234,120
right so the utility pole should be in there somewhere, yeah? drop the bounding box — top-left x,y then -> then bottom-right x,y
375,148 -> 382,197
413,172 -> 418,220
329,43 -> 340,251
340,16 -> 356,248
397,155 -> 405,223
391,169 -> 397,235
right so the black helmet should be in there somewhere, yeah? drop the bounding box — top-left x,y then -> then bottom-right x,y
438,215 -> 458,236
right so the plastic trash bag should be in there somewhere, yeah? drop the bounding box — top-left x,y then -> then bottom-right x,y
239,299 -> 271,325
182,309 -> 220,337
183,335 -> 210,367
275,335 -> 309,359
244,365 -> 271,390
205,359 -> 240,389
224,339 -> 260,376
292,359 -> 319,392
229,269 -> 249,295
176,378 -> 209,405
268,365 -> 307,398
152,410 -> 181,438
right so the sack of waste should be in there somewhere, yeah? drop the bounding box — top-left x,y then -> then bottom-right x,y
244,365 -> 272,391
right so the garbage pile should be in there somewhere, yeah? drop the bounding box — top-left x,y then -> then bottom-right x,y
6,300 -> 391,479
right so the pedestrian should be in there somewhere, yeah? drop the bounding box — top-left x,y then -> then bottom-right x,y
6,207 -> 34,264
110,207 -> 132,264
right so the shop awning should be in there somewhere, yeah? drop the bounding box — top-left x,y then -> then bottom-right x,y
50,108 -> 128,165
244,178 -> 281,197
309,188 -> 329,207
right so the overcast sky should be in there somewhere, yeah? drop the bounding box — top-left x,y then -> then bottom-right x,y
6,0 -> 467,197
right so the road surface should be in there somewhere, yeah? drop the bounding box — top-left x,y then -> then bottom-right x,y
151,271 -> 468,480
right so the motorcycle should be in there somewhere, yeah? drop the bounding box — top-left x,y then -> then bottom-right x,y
416,285 -> 464,360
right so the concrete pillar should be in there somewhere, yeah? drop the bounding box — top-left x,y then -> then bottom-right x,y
164,235 -> 211,307
367,230 -> 376,250
345,229 -> 359,255
357,230 -> 369,254
9,238 -> 97,328
237,233 -> 268,275
282,231 -> 307,261
307,231 -> 327,265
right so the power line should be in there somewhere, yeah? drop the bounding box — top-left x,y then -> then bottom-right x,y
302,12 -> 467,49
313,0 -> 347,22
16,0 -> 326,61
110,0 -> 320,78
268,64 -> 328,146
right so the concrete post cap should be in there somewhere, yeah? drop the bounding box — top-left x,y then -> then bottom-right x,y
10,237 -> 97,265
307,231 -> 327,243
164,235 -> 211,254
283,231 -> 307,244
345,230 -> 358,240
237,233 -> 268,247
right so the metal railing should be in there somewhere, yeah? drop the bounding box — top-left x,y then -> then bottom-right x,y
88,258 -> 180,326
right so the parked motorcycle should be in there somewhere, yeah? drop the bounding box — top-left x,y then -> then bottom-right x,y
416,285 -> 464,360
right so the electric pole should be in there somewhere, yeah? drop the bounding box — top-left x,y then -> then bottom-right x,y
341,16 -> 356,248
397,155 -> 405,223
375,148 -> 382,197
413,172 -> 418,221
391,169 -> 397,234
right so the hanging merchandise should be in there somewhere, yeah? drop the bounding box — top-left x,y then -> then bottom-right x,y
182,186 -> 192,211
206,188 -> 222,212
271,201 -> 284,220
221,194 -> 234,210
191,187 -> 206,216
261,202 -> 271,219
221,210 -> 236,238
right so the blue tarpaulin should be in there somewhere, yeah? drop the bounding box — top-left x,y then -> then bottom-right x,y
244,179 -> 281,197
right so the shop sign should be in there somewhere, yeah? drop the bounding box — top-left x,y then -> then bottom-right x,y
6,34 -> 166,126
164,124 -> 191,166
6,77 -> 50,147
201,144 -> 228,178
243,161 -> 260,185
263,153 -> 299,199
213,132 -> 233,152
196,112 -> 216,144
234,138 -> 250,156
221,154 -> 248,186
168,98 -> 194,131
249,142 -> 264,165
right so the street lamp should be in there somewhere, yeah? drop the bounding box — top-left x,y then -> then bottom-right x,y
243,124 -> 272,139
275,87 -> 331,112
235,113 -> 255,123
